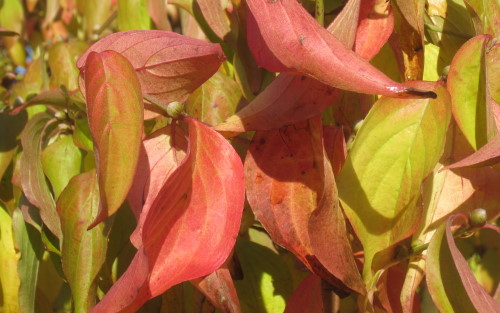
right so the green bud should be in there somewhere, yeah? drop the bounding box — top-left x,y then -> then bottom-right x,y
469,208 -> 487,228
58,123 -> 71,131
353,119 -> 364,134
55,111 -> 67,121
166,101 -> 184,119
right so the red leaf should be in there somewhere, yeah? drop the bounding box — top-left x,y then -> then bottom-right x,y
376,265 -> 420,313
84,50 -> 144,228
354,0 -> 394,60
443,132 -> 500,169
191,264 -> 241,313
246,0 -> 435,97
426,215 -> 500,313
77,30 -> 225,104
244,117 -> 365,294
91,117 -> 245,312
283,275 -> 323,313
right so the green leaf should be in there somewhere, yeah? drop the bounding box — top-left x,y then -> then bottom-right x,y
117,0 -> 151,31
83,50 -> 144,227
20,112 -> 61,238
426,216 -> 500,313
464,0 -> 500,36
337,82 -> 451,280
0,204 -> 21,313
447,35 -> 496,151
57,170 -> 108,313
79,0 -> 112,38
12,208 -> 44,313
73,118 -> 94,152
41,135 -> 82,198
185,71 -> 243,125
48,41 -> 89,91
234,240 -> 294,313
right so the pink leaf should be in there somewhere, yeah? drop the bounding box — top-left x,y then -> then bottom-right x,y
443,132 -> 500,169
284,275 -> 323,313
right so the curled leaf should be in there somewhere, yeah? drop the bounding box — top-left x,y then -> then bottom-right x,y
245,117 -> 365,294
426,215 -> 500,313
83,50 -> 144,227
246,0 -> 435,97
77,30 -> 225,104
91,117 -> 245,312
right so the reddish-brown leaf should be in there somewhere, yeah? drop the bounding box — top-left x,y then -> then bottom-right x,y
83,50 -> 143,227
91,117 -> 245,312
426,215 -> 500,313
245,0 -> 435,97
191,264 -> 241,313
354,0 -> 394,60
77,30 -> 225,104
376,265 -> 420,313
244,117 -> 365,294
283,275 -> 323,313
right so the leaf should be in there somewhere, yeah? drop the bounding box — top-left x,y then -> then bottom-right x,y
48,41 -> 89,91
464,0 -> 500,36
0,27 -> 19,36
146,0 -> 172,30
376,264 -> 420,313
185,71 -> 244,126
20,112 -> 61,238
127,125 -> 188,242
91,117 -> 245,313
245,117 -> 365,294
234,240 -> 293,313
283,275 -> 323,313
323,125 -> 346,176
0,110 -> 27,181
214,74 -> 338,133
354,0 -> 394,60
12,208 -> 44,313
79,0 -> 112,38
245,0 -> 435,97
41,135 -> 82,198
118,0 -> 151,31
73,118 -> 94,152
391,0 -> 425,80
191,264 -> 241,313
328,0 -> 361,49
447,34 -> 496,150
337,82 -> 451,280
77,30 -> 225,104
444,132 -> 500,169
426,215 -> 500,313
0,205 -> 21,313
83,50 -> 144,227
196,0 -> 236,44
57,170 -> 108,313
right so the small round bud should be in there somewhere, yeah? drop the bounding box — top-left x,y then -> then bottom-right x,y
13,96 -> 24,107
469,208 -> 487,228
166,101 -> 184,119
55,111 -> 67,121
441,65 -> 450,77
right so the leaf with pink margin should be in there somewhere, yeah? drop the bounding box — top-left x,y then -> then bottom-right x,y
91,117 -> 245,312
245,0 -> 435,97
354,0 -> 394,60
83,50 -> 143,228
426,215 -> 500,313
77,30 -> 225,104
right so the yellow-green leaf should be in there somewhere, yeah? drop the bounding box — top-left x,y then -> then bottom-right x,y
337,82 -> 451,280
0,204 -> 21,313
